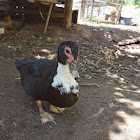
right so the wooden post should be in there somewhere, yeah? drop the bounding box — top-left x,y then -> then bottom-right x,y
65,0 -> 73,28
91,0 -> 94,17
86,4 -> 89,19
116,3 -> 122,24
98,5 -> 100,16
80,0 -> 86,19
44,3 -> 53,33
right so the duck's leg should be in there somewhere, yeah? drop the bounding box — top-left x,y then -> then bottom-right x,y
49,104 -> 67,115
36,100 -> 56,124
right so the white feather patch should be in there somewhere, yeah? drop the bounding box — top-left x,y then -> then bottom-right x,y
51,63 -> 79,95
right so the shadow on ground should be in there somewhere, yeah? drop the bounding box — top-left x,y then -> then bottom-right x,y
0,22 -> 140,140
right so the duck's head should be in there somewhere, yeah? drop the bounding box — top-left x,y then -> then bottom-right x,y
57,41 -> 79,81
57,41 -> 79,65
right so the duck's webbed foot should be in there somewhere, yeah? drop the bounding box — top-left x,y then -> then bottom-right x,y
36,100 -> 56,124
49,104 -> 67,115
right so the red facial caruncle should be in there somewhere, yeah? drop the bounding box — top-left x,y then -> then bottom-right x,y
64,47 -> 74,64
64,47 -> 79,64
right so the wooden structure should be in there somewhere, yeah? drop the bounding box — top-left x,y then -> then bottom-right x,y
0,0 -> 75,32
39,0 -> 62,33
80,0 -> 122,24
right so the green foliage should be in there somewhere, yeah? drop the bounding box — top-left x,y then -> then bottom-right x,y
133,0 -> 140,7
89,16 -> 100,24
138,1 -> 140,7
106,0 -> 139,6
85,74 -> 93,79
106,0 -> 125,3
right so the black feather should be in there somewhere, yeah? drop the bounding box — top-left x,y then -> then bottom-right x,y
15,41 -> 79,108
15,60 -> 34,69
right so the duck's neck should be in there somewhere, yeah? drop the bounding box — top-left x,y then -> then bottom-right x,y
57,62 -> 72,79
52,62 -> 78,94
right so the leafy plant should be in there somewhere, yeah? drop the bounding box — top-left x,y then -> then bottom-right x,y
89,16 -> 100,24
85,74 -> 93,79
106,0 -> 140,7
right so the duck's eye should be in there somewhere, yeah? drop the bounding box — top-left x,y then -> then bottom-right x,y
65,47 -> 72,55
66,49 -> 70,54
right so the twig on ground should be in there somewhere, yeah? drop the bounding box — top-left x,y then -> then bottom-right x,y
79,83 -> 100,88
1,36 -> 9,41
32,48 -> 39,56
79,55 -> 98,68
95,56 -> 112,66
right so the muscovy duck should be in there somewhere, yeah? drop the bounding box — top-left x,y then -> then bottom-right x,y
15,41 -> 79,124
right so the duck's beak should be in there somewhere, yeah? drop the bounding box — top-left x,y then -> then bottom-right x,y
68,61 -> 79,81
71,70 -> 79,81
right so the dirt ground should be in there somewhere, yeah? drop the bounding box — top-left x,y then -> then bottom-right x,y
0,22 -> 140,140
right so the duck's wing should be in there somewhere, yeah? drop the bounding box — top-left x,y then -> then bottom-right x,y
15,59 -> 57,100
15,59 -> 57,79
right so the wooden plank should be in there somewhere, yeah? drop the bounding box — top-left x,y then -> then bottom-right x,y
6,8 -> 38,15
117,37 -> 140,46
53,6 -> 64,12
39,0 -> 61,4
0,6 -> 9,11
51,12 -> 65,18
100,20 -> 115,24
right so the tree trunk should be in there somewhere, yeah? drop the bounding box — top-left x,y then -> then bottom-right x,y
65,0 -> 73,28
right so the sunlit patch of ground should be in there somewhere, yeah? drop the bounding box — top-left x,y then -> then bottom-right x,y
109,110 -> 140,140
109,84 -> 140,140
119,44 -> 140,55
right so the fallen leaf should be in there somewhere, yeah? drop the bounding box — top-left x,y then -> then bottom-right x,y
85,74 -> 92,79
79,62 -> 85,67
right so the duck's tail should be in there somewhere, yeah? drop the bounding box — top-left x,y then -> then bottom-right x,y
15,60 -> 34,69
